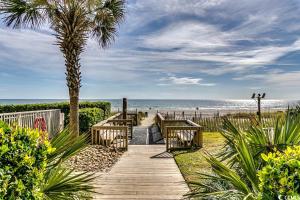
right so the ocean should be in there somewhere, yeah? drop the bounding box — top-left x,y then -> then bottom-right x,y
0,99 -> 298,113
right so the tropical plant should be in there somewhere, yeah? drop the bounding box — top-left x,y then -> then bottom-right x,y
258,146 -> 300,199
0,0 -> 125,136
187,111 -> 300,199
0,120 -> 95,199
43,127 -> 95,199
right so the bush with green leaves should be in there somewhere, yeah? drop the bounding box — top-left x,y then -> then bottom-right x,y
78,108 -> 104,133
0,121 -> 54,199
0,101 -> 111,119
0,121 -> 95,199
258,146 -> 300,199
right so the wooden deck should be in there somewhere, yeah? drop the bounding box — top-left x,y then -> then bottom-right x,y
93,145 -> 189,200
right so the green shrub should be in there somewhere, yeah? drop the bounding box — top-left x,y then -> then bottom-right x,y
0,101 -> 111,118
78,108 -> 104,133
258,146 -> 300,199
0,121 -> 54,199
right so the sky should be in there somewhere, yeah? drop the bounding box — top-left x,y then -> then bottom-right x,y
1,0 -> 300,100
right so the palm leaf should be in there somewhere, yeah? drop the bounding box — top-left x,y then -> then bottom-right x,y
43,165 -> 96,200
48,127 -> 90,166
0,0 -> 49,28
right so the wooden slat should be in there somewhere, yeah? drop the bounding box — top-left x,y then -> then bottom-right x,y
93,145 -> 189,200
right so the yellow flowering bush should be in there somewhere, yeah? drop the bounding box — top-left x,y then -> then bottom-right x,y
0,121 -> 55,199
258,146 -> 300,199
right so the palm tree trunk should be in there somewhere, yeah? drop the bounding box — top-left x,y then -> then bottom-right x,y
69,89 -> 79,136
53,4 -> 87,136
56,27 -> 85,137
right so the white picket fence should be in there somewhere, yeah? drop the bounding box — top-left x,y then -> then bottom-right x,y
0,109 -> 64,138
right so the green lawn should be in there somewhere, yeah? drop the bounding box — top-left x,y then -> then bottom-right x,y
173,132 -> 224,187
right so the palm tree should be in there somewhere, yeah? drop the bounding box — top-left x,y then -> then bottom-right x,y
187,111 -> 300,199
0,0 -> 125,136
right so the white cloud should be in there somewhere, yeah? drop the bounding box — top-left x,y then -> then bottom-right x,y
142,21 -> 230,50
234,71 -> 300,86
159,76 -> 215,86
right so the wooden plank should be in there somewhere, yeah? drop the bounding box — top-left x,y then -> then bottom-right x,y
93,145 -> 189,200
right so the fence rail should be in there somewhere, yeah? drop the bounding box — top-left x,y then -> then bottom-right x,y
91,113 -> 130,150
0,109 -> 63,138
107,119 -> 133,139
91,126 -> 128,150
166,125 -> 202,151
159,111 -> 279,132
156,113 -> 203,151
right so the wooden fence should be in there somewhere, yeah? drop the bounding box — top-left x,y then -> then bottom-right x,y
194,116 -> 278,132
0,109 -> 63,138
91,113 -> 132,150
159,112 -> 279,132
156,113 -> 203,151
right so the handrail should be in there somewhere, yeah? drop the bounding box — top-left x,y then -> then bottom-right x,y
91,112 -> 131,150
91,126 -> 128,150
107,119 -> 133,139
156,112 -> 203,151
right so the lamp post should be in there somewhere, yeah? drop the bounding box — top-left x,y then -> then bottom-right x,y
251,93 -> 266,122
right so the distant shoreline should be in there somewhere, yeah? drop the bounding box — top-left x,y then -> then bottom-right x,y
0,99 -> 296,114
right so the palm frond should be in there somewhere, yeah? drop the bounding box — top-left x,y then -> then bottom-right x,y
0,0 -> 49,28
91,0 -> 125,48
43,165 -> 96,200
103,0 -> 125,22
44,127 -> 95,199
205,154 -> 252,196
48,127 -> 90,166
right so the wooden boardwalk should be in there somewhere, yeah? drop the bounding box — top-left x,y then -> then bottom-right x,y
93,145 -> 189,200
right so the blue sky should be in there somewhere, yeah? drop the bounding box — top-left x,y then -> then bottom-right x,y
1,0 -> 300,99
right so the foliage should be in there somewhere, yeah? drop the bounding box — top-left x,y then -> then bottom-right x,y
78,108 -> 104,133
0,101 -> 111,118
258,146 -> 300,199
43,127 -> 95,199
0,120 -> 95,199
187,111 -> 300,199
0,121 -> 54,199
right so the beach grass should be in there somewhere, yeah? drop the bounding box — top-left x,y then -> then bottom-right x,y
173,132 -> 224,187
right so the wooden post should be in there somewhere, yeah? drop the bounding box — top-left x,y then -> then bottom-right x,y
166,127 -> 169,151
123,98 -> 127,119
197,128 -> 203,148
125,127 -> 128,150
258,95 -> 261,122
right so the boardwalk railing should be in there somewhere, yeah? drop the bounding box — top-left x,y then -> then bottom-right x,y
156,113 -> 203,151
107,119 -> 133,139
0,109 -> 63,138
91,113 -> 132,150
114,111 -> 139,126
